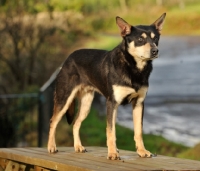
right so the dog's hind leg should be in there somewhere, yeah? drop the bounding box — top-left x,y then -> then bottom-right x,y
47,86 -> 80,153
106,100 -> 120,160
73,90 -> 94,153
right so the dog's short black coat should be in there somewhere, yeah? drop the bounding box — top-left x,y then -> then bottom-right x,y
48,13 -> 166,160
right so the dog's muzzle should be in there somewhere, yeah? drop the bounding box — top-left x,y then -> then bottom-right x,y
151,48 -> 159,58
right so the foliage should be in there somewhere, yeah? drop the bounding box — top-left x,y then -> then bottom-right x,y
0,95 -> 38,147
0,11 -> 86,94
0,0 -> 51,14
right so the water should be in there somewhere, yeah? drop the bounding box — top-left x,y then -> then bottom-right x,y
149,36 -> 200,96
118,100 -> 200,147
95,36 -> 200,147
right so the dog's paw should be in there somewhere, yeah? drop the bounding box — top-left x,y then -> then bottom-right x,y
107,153 -> 121,160
74,145 -> 87,153
47,142 -> 58,153
137,149 -> 152,158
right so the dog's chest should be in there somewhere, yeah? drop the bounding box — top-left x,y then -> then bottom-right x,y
112,85 -> 148,104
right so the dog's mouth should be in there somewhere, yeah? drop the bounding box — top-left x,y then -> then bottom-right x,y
140,55 -> 158,61
150,55 -> 158,60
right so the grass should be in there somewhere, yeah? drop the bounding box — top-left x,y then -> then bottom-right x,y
163,4 -> 200,35
84,1 -> 200,36
85,34 -> 121,50
177,143 -> 200,160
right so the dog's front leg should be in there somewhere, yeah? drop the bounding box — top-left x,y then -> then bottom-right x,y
132,100 -> 152,157
106,100 -> 120,160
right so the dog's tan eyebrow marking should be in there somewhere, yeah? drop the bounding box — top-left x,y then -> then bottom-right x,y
141,33 -> 147,38
151,32 -> 155,39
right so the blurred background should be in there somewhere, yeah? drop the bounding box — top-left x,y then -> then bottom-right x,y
0,0 -> 200,160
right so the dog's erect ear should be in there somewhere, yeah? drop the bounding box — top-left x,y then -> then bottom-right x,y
116,16 -> 131,37
151,13 -> 166,33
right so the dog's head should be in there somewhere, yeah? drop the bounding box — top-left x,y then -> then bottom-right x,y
116,13 -> 166,61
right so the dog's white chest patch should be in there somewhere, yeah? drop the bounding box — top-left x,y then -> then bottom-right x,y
112,85 -> 148,104
113,85 -> 135,104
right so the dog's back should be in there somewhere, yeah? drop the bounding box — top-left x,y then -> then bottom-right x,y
55,49 -> 108,124
66,49 -> 108,89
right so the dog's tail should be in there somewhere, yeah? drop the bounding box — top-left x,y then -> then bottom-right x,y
65,99 -> 76,125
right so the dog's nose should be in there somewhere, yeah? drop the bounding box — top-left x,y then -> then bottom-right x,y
151,48 -> 159,56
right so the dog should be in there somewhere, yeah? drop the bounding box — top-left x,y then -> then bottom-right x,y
47,13 -> 166,160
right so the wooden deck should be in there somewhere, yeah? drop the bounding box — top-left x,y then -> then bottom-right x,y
0,147 -> 200,171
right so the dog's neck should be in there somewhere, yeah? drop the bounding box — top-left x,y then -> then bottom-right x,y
132,56 -> 148,71
119,40 -> 152,72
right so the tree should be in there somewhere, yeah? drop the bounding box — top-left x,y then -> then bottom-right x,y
0,2 -> 84,147
0,11 -> 84,94
0,15 -> 54,91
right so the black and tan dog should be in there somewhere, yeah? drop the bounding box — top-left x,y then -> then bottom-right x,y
48,13 -> 166,160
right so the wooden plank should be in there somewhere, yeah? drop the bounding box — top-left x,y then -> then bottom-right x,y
5,148 -> 135,171
11,148 -> 155,170
19,147 -> 169,169
34,166 -> 51,171
5,160 -> 26,171
0,147 -> 200,171
0,148 -> 119,171
0,158 -> 8,170
0,150 -> 89,171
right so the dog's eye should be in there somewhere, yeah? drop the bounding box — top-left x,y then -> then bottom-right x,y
138,37 -> 144,42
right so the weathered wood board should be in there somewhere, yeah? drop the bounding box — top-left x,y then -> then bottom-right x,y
0,147 -> 200,171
